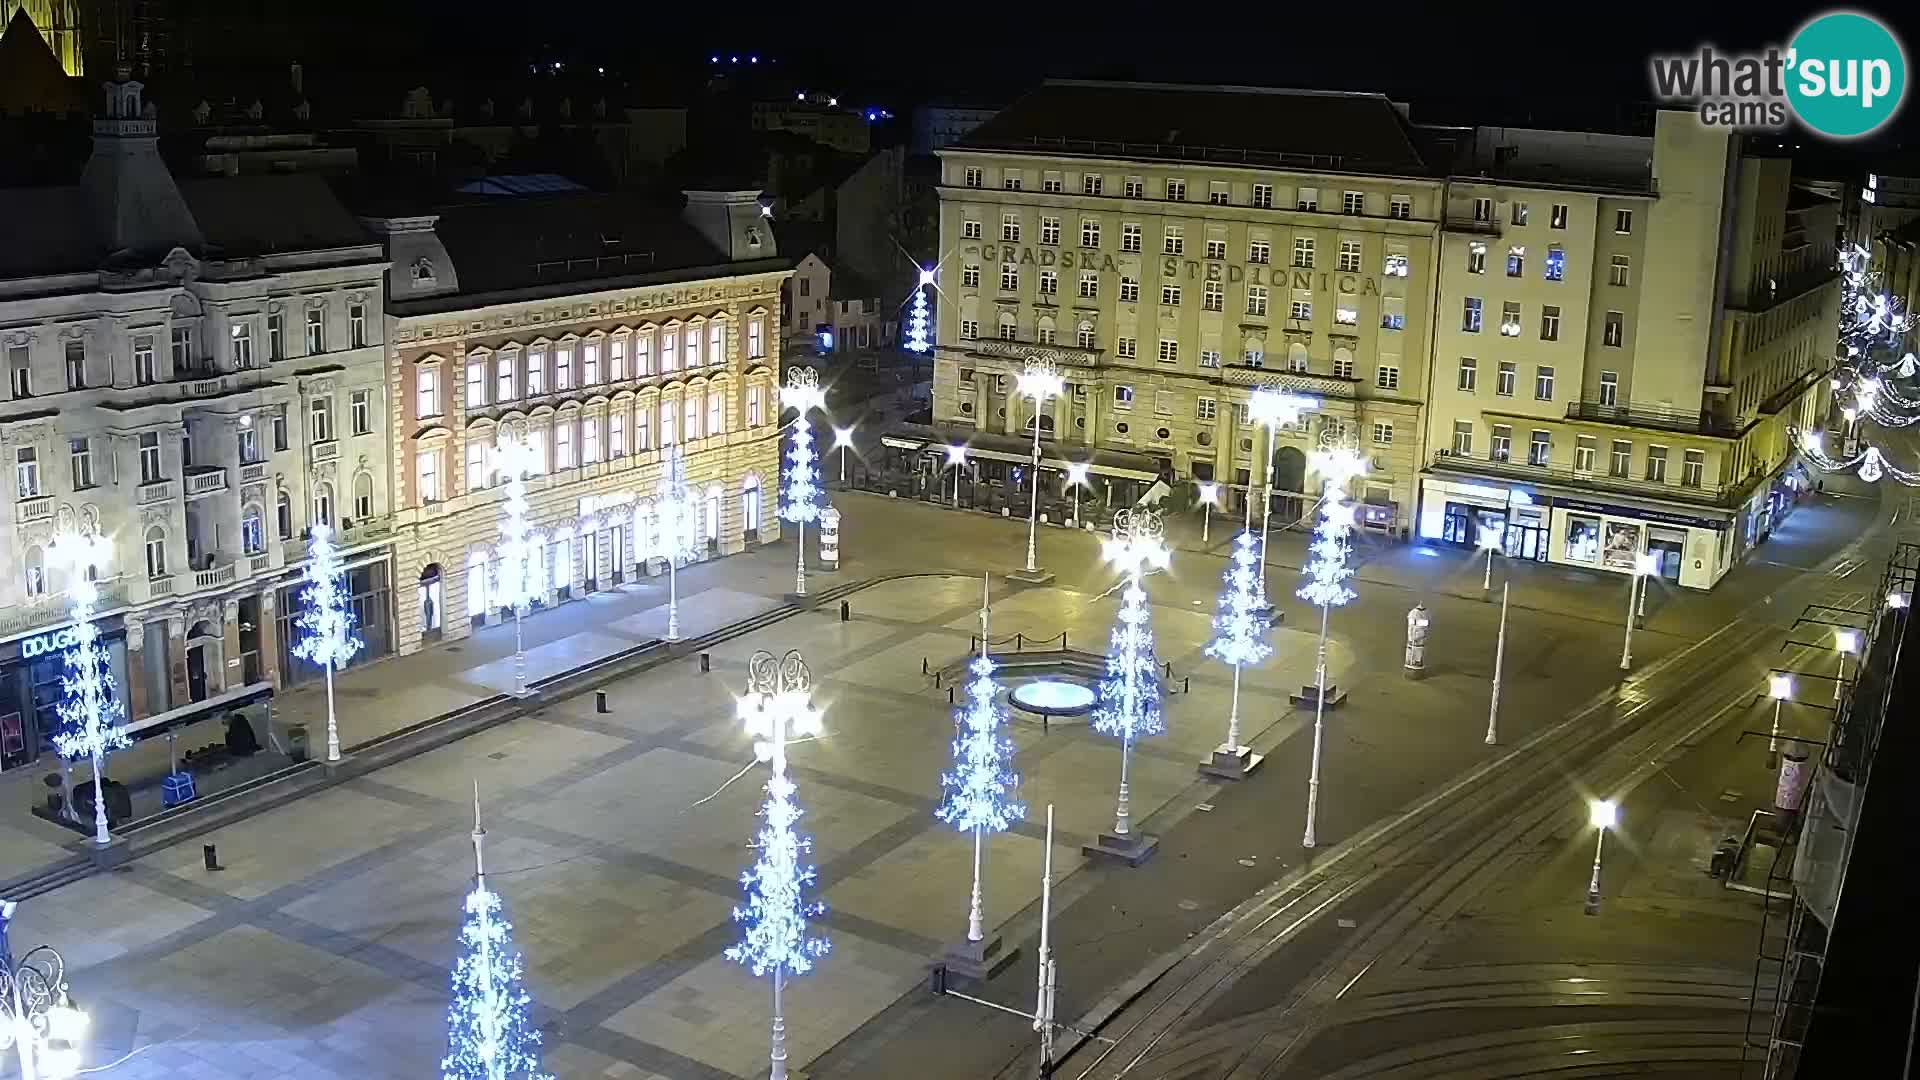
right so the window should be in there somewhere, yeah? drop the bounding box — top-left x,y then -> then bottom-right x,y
1463,297 -> 1483,333
1467,242 -> 1486,274
1078,271 -> 1099,299
497,352 -> 516,401
964,166 -> 982,188
1683,449 -> 1705,488
610,337 -> 629,381
636,332 -> 654,375
1609,439 -> 1631,477
465,359 -> 488,407
1079,323 -> 1098,349
1506,246 -> 1525,277
310,395 -> 334,442
526,348 -> 547,395
1373,421 -> 1394,446
1381,297 -> 1406,330
1124,177 -> 1144,198
1163,225 -> 1184,255
1491,424 -> 1512,462
1037,323 -> 1056,345
145,526 -> 167,579
1206,238 -> 1227,260
1161,284 -> 1181,306
1335,298 -> 1358,325
1289,297 -> 1312,321
1614,209 -> 1633,234
417,448 -> 442,502
416,366 -> 441,418
1292,236 -> 1314,268
1001,264 -> 1019,291
313,482 -> 333,529
170,327 -> 191,371
61,340 -> 85,390
1528,429 -> 1551,466
275,489 -> 292,538
1289,347 -> 1309,373
1196,397 -> 1217,421
134,334 -> 157,384
1646,445 -> 1668,482
1541,306 -> 1561,341
1157,339 -> 1179,363
272,407 -> 288,451
67,436 -> 93,490
637,404 -> 653,448
13,447 -> 38,499
1114,385 -> 1134,409
1452,420 -> 1473,455
1342,191 -> 1365,215
1248,240 -> 1271,264
1199,349 -> 1220,368
1043,173 -> 1063,193
585,340 -> 604,383
1252,184 -> 1273,208
1296,187 -> 1319,211
961,319 -> 979,339
1083,174 -> 1103,195
1496,361 -> 1517,396
1338,240 -> 1362,272
1598,370 -> 1619,406
1040,216 -> 1061,245
1203,281 -> 1223,311
305,308 -> 324,353
1603,311 -> 1624,347
1154,390 -> 1174,416
1002,214 -> 1020,242
353,475 -> 372,520
1003,173 -> 1022,191
584,414 -> 602,462
1535,365 -> 1555,400
1122,223 -> 1142,252
1457,357 -> 1478,391
1390,194 -> 1412,220
998,315 -> 1018,341
1609,254 -> 1631,286
1500,301 -> 1522,337
1332,353 -> 1354,379
1040,270 -> 1058,296
1550,203 -> 1568,229
349,388 -> 370,435
1247,285 -> 1268,316
1543,247 -> 1565,281
611,411 -> 628,457
1376,365 -> 1400,390
1119,277 -> 1140,303
554,419 -> 574,467
1575,436 -> 1597,472
466,441 -> 487,490
349,303 -> 368,348
1208,182 -> 1229,205
680,328 -> 698,372
1472,197 -> 1493,222
267,313 -> 285,361
1116,337 -> 1136,359
1081,219 -> 1100,247
6,346 -> 29,399
963,220 -> 982,239
962,264 -> 981,288
1511,202 -> 1529,226
1164,178 -> 1185,201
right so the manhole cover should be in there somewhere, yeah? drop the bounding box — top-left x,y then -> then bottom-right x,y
1177,899 -> 1200,912
488,751 -> 510,761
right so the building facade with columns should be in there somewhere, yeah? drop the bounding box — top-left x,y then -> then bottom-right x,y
928,81 -> 1445,531
0,72 -> 393,774
371,188 -> 788,657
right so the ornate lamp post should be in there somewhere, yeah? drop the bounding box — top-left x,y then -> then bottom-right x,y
491,430 -> 542,696
1197,482 -> 1219,546
1618,552 -> 1660,671
1834,628 -> 1860,702
1298,437 -> 1367,849
1247,387 -> 1320,605
945,444 -> 968,506
1016,359 -> 1065,576
1767,673 -> 1794,768
1065,462 -> 1090,527
655,444 -> 702,642
1476,524 -> 1502,593
780,368 -> 827,598
48,531 -> 126,847
1089,509 -> 1169,862
1,930 -> 87,1080
832,426 -> 855,486
1583,799 -> 1618,915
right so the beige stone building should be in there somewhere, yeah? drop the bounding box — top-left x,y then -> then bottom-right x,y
1422,113 -> 1838,589
371,189 -> 788,656
929,81 -> 1445,530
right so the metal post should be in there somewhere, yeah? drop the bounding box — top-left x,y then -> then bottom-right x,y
89,750 -> 108,847
1618,574 -> 1639,672
1586,828 -> 1606,907
1639,571 -> 1650,617
1202,503 -> 1211,546
1483,544 -> 1494,592
1303,602 -> 1329,849
324,662 -> 340,763
667,554 -> 680,641
795,519 -> 807,597
953,466 -> 961,507
1035,804 -> 1057,1078
1224,664 -> 1243,751
966,826 -> 984,942
1026,412 -> 1042,573
839,445 -> 847,486
1769,697 -> 1784,768
513,602 -> 526,695
770,968 -> 788,1080
1257,425 -> 1275,605
1071,485 -> 1080,528
9,976 -> 39,1080
1486,582 -> 1508,746
1835,654 -> 1847,703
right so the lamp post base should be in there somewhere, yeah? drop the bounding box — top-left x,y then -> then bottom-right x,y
322,752 -> 356,773
84,832 -> 132,867
936,933 -> 1019,984
1006,567 -> 1055,586
1082,830 -> 1159,867
1288,684 -> 1348,710
1199,745 -> 1264,780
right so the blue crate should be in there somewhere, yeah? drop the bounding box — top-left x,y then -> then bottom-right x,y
162,771 -> 197,807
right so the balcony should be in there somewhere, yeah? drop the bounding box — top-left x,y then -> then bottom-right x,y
1443,213 -> 1502,236
249,553 -> 272,574
963,339 -> 1103,369
184,467 -> 229,499
183,374 -> 230,398
149,575 -> 176,598
310,440 -> 339,464
1565,401 -> 1745,438
193,561 -> 238,590
15,494 -> 53,525
137,479 -> 176,505
1221,364 -> 1356,398
1429,450 -> 1733,506
239,462 -> 268,484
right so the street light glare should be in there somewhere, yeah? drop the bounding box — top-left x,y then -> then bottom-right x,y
1634,552 -> 1661,577
945,444 -> 968,465
1889,591 -> 1910,610
1198,482 -> 1219,504
1589,799 -> 1618,830
1836,628 -> 1861,655
832,426 -> 855,448
1066,462 -> 1090,485
1769,673 -> 1793,699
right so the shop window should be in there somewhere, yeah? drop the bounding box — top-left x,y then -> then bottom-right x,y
1565,516 -> 1600,562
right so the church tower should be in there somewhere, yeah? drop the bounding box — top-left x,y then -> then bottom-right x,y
3,0 -> 82,75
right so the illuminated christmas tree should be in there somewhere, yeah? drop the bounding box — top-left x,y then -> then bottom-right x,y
442,789 -> 549,1080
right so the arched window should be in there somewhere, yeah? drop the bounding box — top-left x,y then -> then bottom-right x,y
23,545 -> 46,597
997,312 -> 1018,341
1036,315 -> 1056,345
312,482 -> 334,530
276,489 -> 293,539
353,471 -> 374,520
705,485 -> 722,544
242,504 -> 266,554
466,549 -> 489,619
741,474 -> 762,534
1287,341 -> 1310,373
1077,321 -> 1096,350
145,526 -> 167,578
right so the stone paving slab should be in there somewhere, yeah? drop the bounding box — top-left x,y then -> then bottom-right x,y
457,630 -> 646,694
826,828 -> 1083,948
604,586 -> 781,641
374,717 -> 632,806
149,786 -> 428,902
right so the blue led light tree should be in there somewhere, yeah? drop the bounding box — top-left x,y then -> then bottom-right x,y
50,531 -> 127,847
729,650 -> 829,1080
1297,439 -> 1367,849
936,576 -> 1024,952
293,523 -> 363,763
1202,531 -> 1273,778
1092,509 -> 1169,849
442,786 -> 549,1080
780,368 -> 826,598
904,267 -> 934,355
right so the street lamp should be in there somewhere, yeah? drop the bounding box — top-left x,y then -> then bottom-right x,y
491,431 -> 542,695
1476,524 -> 1501,593
655,444 -> 702,641
781,368 -> 827,598
1834,628 -> 1860,702
1618,552 -> 1659,671
1016,359 -> 1065,575
1888,590 -> 1910,610
1197,482 -> 1219,546
1,934 -> 87,1080
945,444 -> 968,507
1767,673 -> 1793,768
832,426 -> 855,486
1065,462 -> 1090,528
1247,387 -> 1320,605
1584,799 -> 1617,914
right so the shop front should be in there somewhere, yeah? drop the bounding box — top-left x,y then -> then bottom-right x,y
1417,477 -> 1550,562
0,617 -> 132,774
275,556 -> 395,688
1547,497 -> 1733,590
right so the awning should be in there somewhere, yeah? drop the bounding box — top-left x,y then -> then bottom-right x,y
124,680 -> 274,742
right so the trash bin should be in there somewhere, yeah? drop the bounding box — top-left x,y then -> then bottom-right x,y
288,724 -> 310,764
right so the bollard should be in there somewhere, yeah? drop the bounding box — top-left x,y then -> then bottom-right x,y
840,600 -> 851,622
700,652 -> 711,674
1183,676 -> 1190,694
948,687 -> 955,704
923,657 -> 930,675
203,843 -> 222,872
595,690 -> 609,714
1164,661 -> 1174,679
935,671 -> 942,689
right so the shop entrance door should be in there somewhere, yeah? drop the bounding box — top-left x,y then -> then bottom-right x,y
187,645 -> 209,702
1504,521 -> 1547,561
610,526 -> 626,584
1442,503 -> 1476,545
583,532 -> 599,593
1647,528 -> 1687,581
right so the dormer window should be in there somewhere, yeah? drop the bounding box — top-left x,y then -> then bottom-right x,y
411,257 -> 437,286
746,227 -> 763,248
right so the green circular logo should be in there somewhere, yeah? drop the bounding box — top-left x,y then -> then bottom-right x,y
1787,11 -> 1907,138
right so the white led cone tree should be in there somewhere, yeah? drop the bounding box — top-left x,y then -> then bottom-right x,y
292,523 -> 364,763
1202,530 -> 1272,776
1092,509 -> 1169,841
442,786 -> 549,1080
780,368 -> 827,597
1297,439 -> 1367,849
49,531 -> 127,847
492,432 -> 541,696
654,444 -> 702,640
936,577 -> 1024,945
905,267 -> 934,354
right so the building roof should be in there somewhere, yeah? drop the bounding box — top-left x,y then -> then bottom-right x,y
179,174 -> 374,256
0,186 -> 99,278
952,80 -> 1436,177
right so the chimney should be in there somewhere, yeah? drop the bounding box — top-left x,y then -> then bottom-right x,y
682,190 -> 775,262
290,61 -> 304,95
